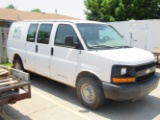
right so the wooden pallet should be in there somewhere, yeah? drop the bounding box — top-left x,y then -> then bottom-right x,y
0,68 -> 18,87
0,68 -> 9,80
0,66 -> 31,105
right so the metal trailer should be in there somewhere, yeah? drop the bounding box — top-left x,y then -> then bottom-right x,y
0,66 -> 31,107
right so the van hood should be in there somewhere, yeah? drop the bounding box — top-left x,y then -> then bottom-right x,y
95,48 -> 154,65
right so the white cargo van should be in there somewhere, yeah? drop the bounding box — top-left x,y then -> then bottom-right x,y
7,20 -> 159,109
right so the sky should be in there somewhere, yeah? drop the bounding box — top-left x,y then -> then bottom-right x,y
0,0 -> 86,19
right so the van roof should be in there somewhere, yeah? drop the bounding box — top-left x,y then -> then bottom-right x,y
15,19 -> 103,24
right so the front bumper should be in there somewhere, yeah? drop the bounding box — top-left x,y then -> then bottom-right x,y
102,73 -> 159,101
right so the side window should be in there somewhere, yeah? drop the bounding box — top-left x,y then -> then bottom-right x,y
27,24 -> 38,42
55,24 -> 78,46
37,24 -> 53,44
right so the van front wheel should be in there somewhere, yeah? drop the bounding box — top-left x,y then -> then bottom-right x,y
77,76 -> 105,109
14,59 -> 24,71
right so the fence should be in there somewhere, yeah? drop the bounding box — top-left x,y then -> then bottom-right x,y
0,27 -> 9,63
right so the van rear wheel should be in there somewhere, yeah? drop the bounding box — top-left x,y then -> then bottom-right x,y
77,76 -> 105,109
14,59 -> 24,71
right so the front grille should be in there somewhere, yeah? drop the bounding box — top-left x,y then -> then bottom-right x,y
135,62 -> 155,72
136,72 -> 155,82
135,62 -> 156,82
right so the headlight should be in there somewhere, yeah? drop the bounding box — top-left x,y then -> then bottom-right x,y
111,65 -> 135,83
120,67 -> 127,75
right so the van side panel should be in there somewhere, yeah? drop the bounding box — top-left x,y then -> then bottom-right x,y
7,22 -> 30,66
76,51 -> 114,84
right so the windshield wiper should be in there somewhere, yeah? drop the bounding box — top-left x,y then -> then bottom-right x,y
116,46 -> 131,48
91,45 -> 119,49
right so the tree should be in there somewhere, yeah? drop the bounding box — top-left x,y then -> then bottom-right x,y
84,0 -> 160,22
31,8 -> 41,13
6,4 -> 16,9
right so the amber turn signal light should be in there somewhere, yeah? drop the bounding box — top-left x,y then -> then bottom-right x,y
112,77 -> 136,83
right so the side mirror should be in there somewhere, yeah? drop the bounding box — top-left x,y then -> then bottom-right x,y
65,36 -> 77,48
28,37 -> 35,41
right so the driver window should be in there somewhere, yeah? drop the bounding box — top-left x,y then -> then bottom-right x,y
55,24 -> 78,46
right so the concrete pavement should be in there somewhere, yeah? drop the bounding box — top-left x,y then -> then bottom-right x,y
0,70 -> 160,120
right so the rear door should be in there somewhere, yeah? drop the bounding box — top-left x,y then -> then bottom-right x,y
25,23 -> 38,72
35,23 -> 53,78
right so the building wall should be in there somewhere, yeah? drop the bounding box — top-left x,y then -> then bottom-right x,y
0,21 -> 12,63
0,21 -> 10,27
0,27 -> 9,63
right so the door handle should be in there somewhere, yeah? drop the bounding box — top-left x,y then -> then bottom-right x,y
36,45 -> 38,52
51,47 -> 54,56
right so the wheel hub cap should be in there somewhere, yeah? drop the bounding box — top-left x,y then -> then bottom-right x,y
81,84 -> 95,103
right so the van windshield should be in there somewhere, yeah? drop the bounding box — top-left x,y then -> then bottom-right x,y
77,23 -> 129,49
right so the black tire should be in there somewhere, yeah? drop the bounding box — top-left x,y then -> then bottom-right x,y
77,76 -> 105,109
13,59 -> 24,71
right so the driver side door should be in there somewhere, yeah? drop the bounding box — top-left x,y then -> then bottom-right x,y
50,24 -> 81,86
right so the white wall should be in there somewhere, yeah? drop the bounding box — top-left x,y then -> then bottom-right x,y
107,20 -> 160,53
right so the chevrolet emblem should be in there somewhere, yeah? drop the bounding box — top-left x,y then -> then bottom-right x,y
146,69 -> 151,74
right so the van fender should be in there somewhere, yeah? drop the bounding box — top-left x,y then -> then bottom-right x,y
13,53 -> 23,64
75,69 -> 102,87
